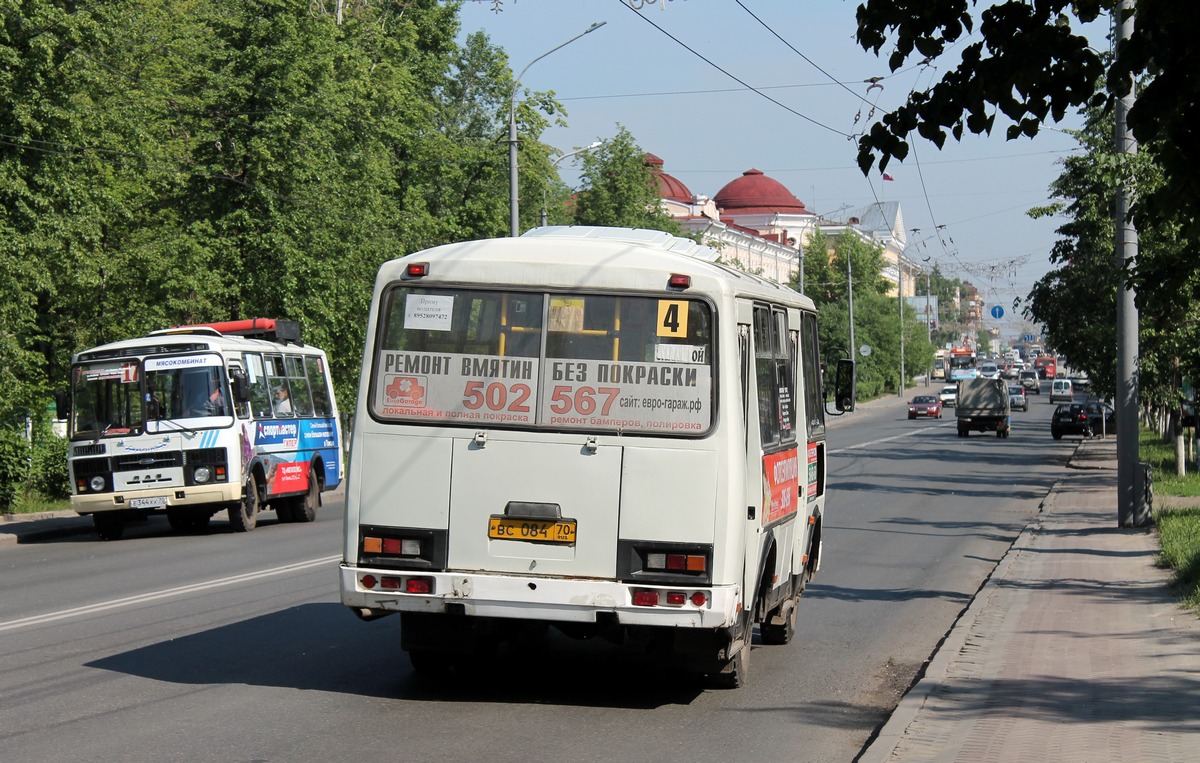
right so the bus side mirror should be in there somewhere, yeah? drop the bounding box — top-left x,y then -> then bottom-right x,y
230,369 -> 251,403
54,390 -> 70,420
834,359 -> 856,413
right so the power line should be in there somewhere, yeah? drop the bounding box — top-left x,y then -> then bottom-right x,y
620,2 -> 852,139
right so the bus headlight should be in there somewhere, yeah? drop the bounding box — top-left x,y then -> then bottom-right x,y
193,466 -> 211,484
89,475 -> 106,492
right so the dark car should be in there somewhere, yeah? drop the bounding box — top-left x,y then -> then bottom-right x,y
907,395 -> 943,419
1051,403 -> 1095,439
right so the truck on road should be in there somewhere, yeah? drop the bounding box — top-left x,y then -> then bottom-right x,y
956,378 -> 1011,438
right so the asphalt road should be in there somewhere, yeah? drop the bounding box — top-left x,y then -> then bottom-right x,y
0,383 -> 1080,762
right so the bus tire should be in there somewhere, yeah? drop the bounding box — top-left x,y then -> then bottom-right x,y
229,473 -> 259,532
760,598 -> 797,645
714,639 -> 751,690
94,512 -> 125,541
292,474 -> 320,523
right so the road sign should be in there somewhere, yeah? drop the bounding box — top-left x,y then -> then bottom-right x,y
991,305 -> 1004,319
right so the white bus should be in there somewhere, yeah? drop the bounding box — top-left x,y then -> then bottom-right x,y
339,227 -> 854,688
60,319 -> 343,540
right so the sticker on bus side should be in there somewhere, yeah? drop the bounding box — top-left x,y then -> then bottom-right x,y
763,448 -> 801,524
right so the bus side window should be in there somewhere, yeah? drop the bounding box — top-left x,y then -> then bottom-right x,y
753,305 -> 777,447
245,354 -> 273,419
305,356 -> 332,417
286,355 -> 315,417
264,355 -> 287,417
801,313 -> 825,437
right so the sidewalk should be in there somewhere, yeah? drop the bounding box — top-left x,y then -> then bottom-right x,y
861,435 -> 1200,762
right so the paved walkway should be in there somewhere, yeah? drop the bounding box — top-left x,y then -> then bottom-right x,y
860,433 -> 1200,761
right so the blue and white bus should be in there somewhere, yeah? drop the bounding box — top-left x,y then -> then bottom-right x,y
61,319 -> 343,540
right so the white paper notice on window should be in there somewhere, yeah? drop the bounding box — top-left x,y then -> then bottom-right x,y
404,294 -> 454,331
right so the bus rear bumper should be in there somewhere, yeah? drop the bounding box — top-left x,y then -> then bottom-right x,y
339,564 -> 741,629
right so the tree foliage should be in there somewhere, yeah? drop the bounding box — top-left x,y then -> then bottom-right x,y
796,230 -> 933,400
572,126 -> 681,234
854,1 -> 1200,287
0,1 -> 678,506
1025,91 -> 1199,407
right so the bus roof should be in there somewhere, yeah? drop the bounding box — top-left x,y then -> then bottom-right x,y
376,226 -> 815,311
71,326 -> 322,364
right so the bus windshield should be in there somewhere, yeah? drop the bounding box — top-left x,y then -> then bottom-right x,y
70,353 -> 230,439
70,361 -> 146,439
371,286 -> 715,435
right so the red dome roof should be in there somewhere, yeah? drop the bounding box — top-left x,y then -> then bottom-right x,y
714,169 -> 809,215
645,153 -> 692,202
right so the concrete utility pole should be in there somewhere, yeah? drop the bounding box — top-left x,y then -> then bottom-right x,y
848,252 -> 856,366
1114,0 -> 1144,526
898,257 -> 905,397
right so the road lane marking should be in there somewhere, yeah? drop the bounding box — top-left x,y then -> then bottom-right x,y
0,554 -> 342,633
829,423 -> 951,455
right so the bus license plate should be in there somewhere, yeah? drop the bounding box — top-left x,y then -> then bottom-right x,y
488,517 -> 577,544
129,496 -> 167,509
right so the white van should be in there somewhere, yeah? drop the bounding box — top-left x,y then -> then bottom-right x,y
1050,378 -> 1074,403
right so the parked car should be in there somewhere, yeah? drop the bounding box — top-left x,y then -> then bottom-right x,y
1019,369 -> 1041,393
939,384 -> 958,407
908,395 -> 944,419
1008,384 -> 1029,412
1051,403 -> 1093,439
1050,378 -> 1074,403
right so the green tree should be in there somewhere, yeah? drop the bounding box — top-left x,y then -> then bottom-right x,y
572,126 -> 681,234
854,1 -> 1200,291
1025,93 -> 1198,408
796,230 -> 930,399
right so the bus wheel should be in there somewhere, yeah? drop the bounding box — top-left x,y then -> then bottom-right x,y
229,473 -> 259,532
711,616 -> 752,689
292,476 -> 320,523
761,598 -> 798,646
94,513 -> 125,541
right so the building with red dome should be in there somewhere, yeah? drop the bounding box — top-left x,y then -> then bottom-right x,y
648,157 -> 917,297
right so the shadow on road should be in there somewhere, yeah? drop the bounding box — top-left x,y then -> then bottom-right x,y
87,603 -> 703,708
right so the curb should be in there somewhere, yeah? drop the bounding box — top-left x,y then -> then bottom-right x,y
858,439 -> 1084,761
0,510 -> 94,546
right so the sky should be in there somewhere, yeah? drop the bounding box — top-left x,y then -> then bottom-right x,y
456,0 -> 1111,345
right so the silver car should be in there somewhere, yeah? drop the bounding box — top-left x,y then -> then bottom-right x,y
1008,384 -> 1029,412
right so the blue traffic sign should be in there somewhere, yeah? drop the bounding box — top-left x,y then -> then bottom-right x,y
991,305 -> 1004,319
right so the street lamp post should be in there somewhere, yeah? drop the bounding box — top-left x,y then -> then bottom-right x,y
541,141 -> 604,227
509,21 -> 607,237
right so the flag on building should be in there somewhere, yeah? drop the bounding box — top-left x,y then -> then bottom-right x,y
882,172 -> 895,181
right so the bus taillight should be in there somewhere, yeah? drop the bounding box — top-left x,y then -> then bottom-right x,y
667,273 -> 691,289
405,262 -> 429,278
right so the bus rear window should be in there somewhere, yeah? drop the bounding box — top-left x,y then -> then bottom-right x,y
372,287 -> 714,435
